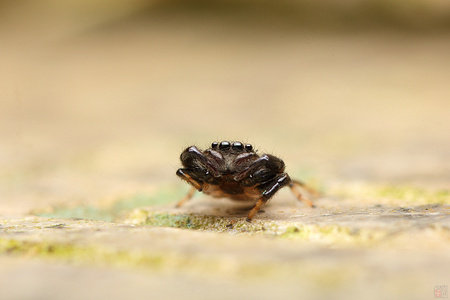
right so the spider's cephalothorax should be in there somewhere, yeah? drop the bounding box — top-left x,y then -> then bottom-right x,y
176,141 -> 315,221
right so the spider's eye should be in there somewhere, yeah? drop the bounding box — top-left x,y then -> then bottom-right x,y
211,142 -> 218,149
245,144 -> 253,151
232,142 -> 244,151
219,141 -> 231,150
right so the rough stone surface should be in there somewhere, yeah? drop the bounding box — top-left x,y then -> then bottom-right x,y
1,2 -> 450,300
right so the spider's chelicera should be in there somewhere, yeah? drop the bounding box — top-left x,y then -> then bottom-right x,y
176,141 -> 316,221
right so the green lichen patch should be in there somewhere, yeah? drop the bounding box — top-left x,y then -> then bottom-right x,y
126,209 -> 294,235
141,211 -> 273,233
374,186 -> 450,205
123,209 -> 391,247
0,238 -> 182,271
0,237 -> 359,282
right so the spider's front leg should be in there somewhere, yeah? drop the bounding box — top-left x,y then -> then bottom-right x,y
233,154 -> 283,182
246,173 -> 291,222
175,169 -> 204,207
176,146 -> 219,208
176,169 -> 203,191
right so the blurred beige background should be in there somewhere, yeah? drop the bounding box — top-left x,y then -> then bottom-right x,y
1,0 -> 450,215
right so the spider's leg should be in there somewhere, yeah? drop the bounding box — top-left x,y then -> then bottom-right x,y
176,186 -> 197,208
176,169 -> 203,190
233,154 -> 270,182
234,154 -> 284,183
289,181 -> 315,208
176,168 -> 203,207
246,173 -> 290,222
181,146 -> 219,177
291,179 -> 320,197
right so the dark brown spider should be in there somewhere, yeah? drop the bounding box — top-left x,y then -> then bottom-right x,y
176,141 -> 317,221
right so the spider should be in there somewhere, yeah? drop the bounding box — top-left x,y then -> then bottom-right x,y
176,141 -> 317,221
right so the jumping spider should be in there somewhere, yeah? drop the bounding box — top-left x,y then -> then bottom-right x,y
176,141 -> 317,221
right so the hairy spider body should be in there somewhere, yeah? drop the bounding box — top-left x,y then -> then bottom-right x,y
176,141 -> 315,221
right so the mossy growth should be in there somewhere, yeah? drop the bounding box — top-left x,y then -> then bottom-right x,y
142,211 -> 272,233
0,238 -> 169,270
123,210 -> 389,246
0,237 -> 341,280
374,186 -> 450,204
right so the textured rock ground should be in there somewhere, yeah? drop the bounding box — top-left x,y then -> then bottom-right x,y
1,195 -> 449,300
1,2 -> 450,300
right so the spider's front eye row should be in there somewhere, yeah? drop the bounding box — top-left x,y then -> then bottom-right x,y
211,141 -> 253,152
